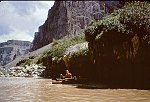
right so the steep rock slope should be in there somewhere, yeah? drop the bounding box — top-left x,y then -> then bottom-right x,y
0,40 -> 32,66
32,1 -> 124,50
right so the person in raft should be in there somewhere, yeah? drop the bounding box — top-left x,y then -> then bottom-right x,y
60,70 -> 72,79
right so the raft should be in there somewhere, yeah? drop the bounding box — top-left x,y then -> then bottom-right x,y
52,77 -> 88,84
24,76 -> 33,78
52,80 -> 63,84
52,78 -> 77,84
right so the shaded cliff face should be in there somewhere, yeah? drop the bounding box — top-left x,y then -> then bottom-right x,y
32,1 -> 124,50
85,1 -> 150,88
0,40 -> 32,66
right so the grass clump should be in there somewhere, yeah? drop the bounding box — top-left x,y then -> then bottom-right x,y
20,59 -> 33,66
37,34 -> 86,63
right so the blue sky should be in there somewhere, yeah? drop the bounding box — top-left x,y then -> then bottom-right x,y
0,1 -> 54,42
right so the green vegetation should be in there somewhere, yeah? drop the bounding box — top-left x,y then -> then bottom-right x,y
71,47 -> 89,58
85,1 -> 150,42
38,34 -> 86,61
19,59 -> 33,66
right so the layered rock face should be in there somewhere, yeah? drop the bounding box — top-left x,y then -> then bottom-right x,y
32,1 -> 124,50
0,40 -> 32,66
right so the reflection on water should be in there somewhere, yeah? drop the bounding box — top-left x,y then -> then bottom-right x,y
0,77 -> 150,102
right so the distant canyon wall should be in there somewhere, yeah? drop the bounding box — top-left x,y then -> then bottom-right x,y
0,40 -> 32,66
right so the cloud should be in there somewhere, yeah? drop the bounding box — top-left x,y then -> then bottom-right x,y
0,1 -> 55,42
0,28 -> 33,42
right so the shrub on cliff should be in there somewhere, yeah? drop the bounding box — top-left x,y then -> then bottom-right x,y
85,1 -> 150,62
85,1 -> 150,42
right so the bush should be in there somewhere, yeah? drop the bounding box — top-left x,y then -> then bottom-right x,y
71,47 -> 89,58
85,1 -> 150,42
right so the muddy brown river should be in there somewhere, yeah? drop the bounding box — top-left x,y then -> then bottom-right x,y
0,77 -> 150,102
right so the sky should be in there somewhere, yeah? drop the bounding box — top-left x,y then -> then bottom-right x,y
0,1 -> 55,43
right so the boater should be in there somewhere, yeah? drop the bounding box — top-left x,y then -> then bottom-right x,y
60,70 -> 72,79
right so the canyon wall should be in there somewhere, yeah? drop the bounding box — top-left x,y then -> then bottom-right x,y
32,1 -> 124,50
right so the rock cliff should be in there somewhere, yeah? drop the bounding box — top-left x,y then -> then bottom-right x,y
32,1 -> 124,50
0,40 -> 32,66
85,1 -> 150,88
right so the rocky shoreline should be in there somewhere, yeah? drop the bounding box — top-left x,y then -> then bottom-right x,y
0,64 -> 46,77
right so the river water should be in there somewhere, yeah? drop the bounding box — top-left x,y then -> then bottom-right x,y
0,77 -> 150,102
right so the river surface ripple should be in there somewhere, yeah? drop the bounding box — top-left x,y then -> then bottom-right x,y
0,77 -> 150,102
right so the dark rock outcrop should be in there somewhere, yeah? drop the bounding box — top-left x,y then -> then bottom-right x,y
32,1 -> 124,50
0,40 -> 32,66
63,42 -> 94,79
39,42 -> 91,79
